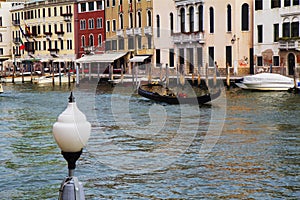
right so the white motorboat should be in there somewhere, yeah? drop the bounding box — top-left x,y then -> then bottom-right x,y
0,83 -> 3,93
32,73 -> 75,85
236,73 -> 298,91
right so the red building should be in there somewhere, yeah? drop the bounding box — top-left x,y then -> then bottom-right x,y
75,0 -> 105,58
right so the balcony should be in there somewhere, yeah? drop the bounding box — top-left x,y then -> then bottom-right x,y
12,19 -> 20,26
55,31 -> 64,40
83,46 -> 95,54
13,38 -> 21,44
172,31 -> 205,44
278,38 -> 300,51
48,48 -> 60,57
126,28 -> 134,36
116,29 -> 124,37
144,26 -> 152,35
61,13 -> 72,21
134,27 -> 142,35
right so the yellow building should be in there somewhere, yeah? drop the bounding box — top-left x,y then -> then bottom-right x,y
10,0 -> 76,72
105,0 -> 153,69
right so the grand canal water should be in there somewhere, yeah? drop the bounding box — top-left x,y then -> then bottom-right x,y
0,81 -> 299,199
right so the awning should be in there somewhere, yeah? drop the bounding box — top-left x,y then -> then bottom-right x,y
129,55 -> 150,62
75,52 -> 127,63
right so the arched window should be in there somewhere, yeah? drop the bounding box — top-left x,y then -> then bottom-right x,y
170,12 -> 174,33
81,35 -> 85,47
89,34 -> 94,46
199,5 -> 203,32
119,14 -> 123,29
147,10 -> 152,26
156,15 -> 160,37
227,4 -> 232,32
241,3 -> 249,31
138,12 -> 142,27
98,34 -> 102,46
209,7 -> 214,33
189,7 -> 194,32
180,8 -> 185,33
129,13 -> 133,28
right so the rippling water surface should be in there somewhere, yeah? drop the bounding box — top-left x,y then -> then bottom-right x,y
0,82 -> 299,199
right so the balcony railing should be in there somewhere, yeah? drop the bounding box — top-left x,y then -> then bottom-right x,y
13,38 -> 21,44
61,13 -> 72,21
116,29 -> 124,37
83,46 -> 95,54
134,27 -> 142,35
144,26 -> 152,35
126,28 -> 134,36
278,39 -> 300,51
48,48 -> 59,57
172,31 -> 205,44
12,19 -> 20,26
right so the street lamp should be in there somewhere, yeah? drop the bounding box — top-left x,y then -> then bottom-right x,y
53,92 -> 91,200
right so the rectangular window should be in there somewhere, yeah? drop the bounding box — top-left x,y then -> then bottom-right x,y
284,0 -> 291,6
54,7 -> 57,16
255,0 -> 263,10
106,21 -> 110,32
293,0 -> 300,5
169,49 -> 174,67
208,47 -> 214,67
112,40 -> 117,50
88,2 -> 94,11
43,41 -> 46,50
137,36 -> 142,49
283,22 -> 290,37
112,20 -> 116,32
179,48 -> 184,65
81,3 -> 86,12
197,47 -> 203,67
105,40 -> 111,50
257,56 -> 263,66
258,25 -> 263,43
271,0 -> 281,8
156,49 -> 161,65
67,39 -> 72,50
0,17 -> 2,26
291,22 -> 299,37
147,35 -> 152,49
96,1 -> 103,10
273,56 -> 279,66
67,22 -> 72,32
48,8 -> 51,17
128,36 -> 134,49
273,24 -> 279,42
61,40 -> 64,50
119,38 -> 124,50
0,48 -> 3,55
43,8 -> 45,17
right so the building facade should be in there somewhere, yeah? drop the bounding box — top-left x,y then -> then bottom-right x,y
172,0 -> 253,75
153,0 -> 177,69
10,0 -> 77,72
254,0 -> 300,75
76,0 -> 105,58
0,2 -> 13,70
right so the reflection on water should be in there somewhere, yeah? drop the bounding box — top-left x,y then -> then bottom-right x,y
0,83 -> 299,199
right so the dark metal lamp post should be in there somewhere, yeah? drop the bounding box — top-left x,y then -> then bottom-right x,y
53,92 -> 91,200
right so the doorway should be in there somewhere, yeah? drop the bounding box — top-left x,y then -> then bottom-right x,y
288,53 -> 295,75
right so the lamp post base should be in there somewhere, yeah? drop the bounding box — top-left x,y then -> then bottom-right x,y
59,176 -> 85,200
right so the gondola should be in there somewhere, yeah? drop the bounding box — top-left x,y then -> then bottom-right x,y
138,83 -> 221,105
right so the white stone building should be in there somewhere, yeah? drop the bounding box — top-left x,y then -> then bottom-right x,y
254,0 -> 300,75
0,2 -> 14,70
171,0 -> 253,75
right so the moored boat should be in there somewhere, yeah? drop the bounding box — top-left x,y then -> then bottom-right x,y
138,83 -> 221,105
0,83 -> 3,93
235,73 -> 298,91
32,73 -> 75,85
